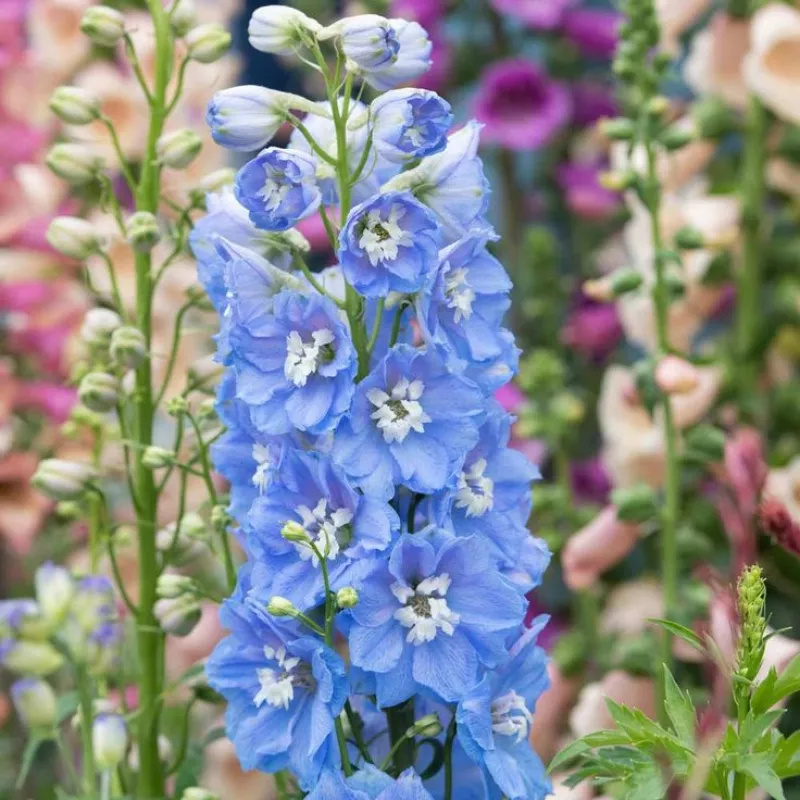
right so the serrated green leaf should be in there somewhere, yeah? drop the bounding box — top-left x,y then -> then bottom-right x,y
549,738 -> 592,773
752,654 -> 800,715
740,753 -> 786,800
752,668 -> 779,715
647,619 -> 706,654
774,730 -> 800,778
737,709 -> 784,751
624,759 -> 666,800
663,667 -> 695,748
582,730 -> 633,748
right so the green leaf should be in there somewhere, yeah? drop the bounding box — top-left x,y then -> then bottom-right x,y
663,667 -> 695,748
647,619 -> 706,655
582,730 -> 633,748
751,654 -> 800,714
625,759 -> 666,800
549,739 -> 592,773
773,731 -> 800,778
739,753 -> 786,800
737,709 -> 784,750
752,668 -> 779,716
55,691 -> 80,725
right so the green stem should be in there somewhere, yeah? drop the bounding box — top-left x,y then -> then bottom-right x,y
133,3 -> 172,797
732,692 -> 750,800
443,714 -> 457,800
644,139 -> 681,725
345,700 -> 374,765
77,668 -> 97,799
386,700 -> 415,773
735,97 -> 768,415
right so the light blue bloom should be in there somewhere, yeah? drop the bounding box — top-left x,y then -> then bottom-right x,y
336,15 -> 400,70
371,89 -> 452,163
232,289 -> 356,436
206,566 -> 348,789
308,766 -> 434,800
432,402 -> 539,567
235,147 -> 321,231
347,532 -> 526,706
333,345 -> 485,497
418,233 -> 511,371
456,621 -> 551,800
247,449 -> 399,609
206,86 -> 289,152
363,20 -> 432,92
338,191 -> 439,298
463,328 -> 520,394
387,122 -> 490,243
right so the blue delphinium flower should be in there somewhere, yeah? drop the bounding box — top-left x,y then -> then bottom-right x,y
371,89 -> 452,164
334,15 -> 400,70
432,403 -> 539,567
338,191 -> 439,297
387,121 -> 490,243
417,233 -> 512,371
235,147 -> 321,231
462,328 -> 520,394
206,86 -> 291,152
347,532 -> 525,707
232,289 -> 356,435
247,449 -> 399,608
308,766 -> 434,799
333,345 -> 485,497
456,621 -> 551,800
363,20 -> 432,91
206,566 -> 348,789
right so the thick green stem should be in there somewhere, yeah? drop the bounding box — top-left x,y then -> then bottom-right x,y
735,97 -> 768,412
443,714 -> 457,800
644,140 -> 681,724
77,668 -> 97,799
133,3 -> 172,797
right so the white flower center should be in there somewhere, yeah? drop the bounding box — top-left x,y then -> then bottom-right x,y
254,645 -> 314,710
392,574 -> 460,646
284,328 -> 335,387
444,267 -> 475,323
292,498 -> 354,566
358,204 -> 413,266
405,124 -> 424,148
455,458 -> 494,517
367,378 -> 431,444
257,176 -> 291,212
251,444 -> 273,494
491,690 -> 532,742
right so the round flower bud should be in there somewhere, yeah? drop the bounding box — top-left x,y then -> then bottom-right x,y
0,639 -> 64,676
167,396 -> 189,418
78,372 -> 120,412
49,86 -> 100,125
267,596 -> 297,617
674,226 -> 705,250
55,500 -> 83,521
156,513 -> 208,563
169,0 -> 197,37
248,6 -> 322,55
121,370 -> 137,396
142,446 -> 175,470
599,117 -> 635,141
11,679 -> 58,729
35,562 -> 75,624
684,425 -> 726,465
181,788 -> 220,800
81,308 -> 122,346
93,714 -> 128,770
336,587 -> 359,609
156,129 -> 203,169
46,143 -> 105,185
609,269 -> 644,297
661,124 -> 696,151
81,5 -> 125,46
156,572 -> 196,600
125,211 -> 161,252
186,23 -> 232,63
611,484 -> 659,524
110,326 -> 148,368
408,713 -> 442,738
128,735 -> 172,771
154,596 -> 202,637
280,520 -> 309,543
32,459 -> 97,501
46,216 -> 101,260
655,355 -> 701,396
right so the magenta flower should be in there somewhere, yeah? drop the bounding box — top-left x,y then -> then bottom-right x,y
561,292 -> 623,360
557,161 -> 622,220
474,59 -> 571,151
15,383 -> 77,423
391,0 -> 445,31
570,81 -> 618,127
562,9 -> 622,60
490,0 -> 574,30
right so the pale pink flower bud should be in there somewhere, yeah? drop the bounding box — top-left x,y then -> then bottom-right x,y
655,355 -> 702,395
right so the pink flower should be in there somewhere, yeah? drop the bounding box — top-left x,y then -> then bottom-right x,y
415,35 -> 451,92
474,59 -> 571,151
495,383 -> 526,413
390,0 -> 445,30
14,382 -> 77,423
562,506 -> 642,590
655,355 -> 703,395
561,297 -> 623,360
570,81 -> 618,127
489,0 -> 575,30
562,9 -> 622,60
557,162 -> 623,221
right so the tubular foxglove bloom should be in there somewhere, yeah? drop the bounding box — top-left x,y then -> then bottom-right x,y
333,345 -> 485,497
338,191 -> 439,297
371,89 -> 453,163
347,533 -> 525,706
201,7 -> 549,795
235,147 -> 321,231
